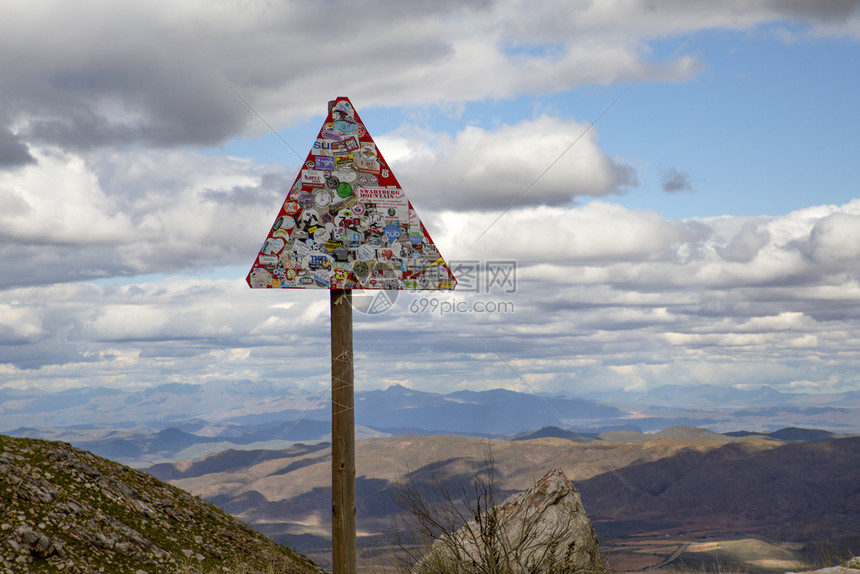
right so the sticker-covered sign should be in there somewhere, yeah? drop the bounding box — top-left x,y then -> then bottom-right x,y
247,96 -> 457,290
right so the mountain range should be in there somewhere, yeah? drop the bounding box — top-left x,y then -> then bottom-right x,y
3,382 -> 859,468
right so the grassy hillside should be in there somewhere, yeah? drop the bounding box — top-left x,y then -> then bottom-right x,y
0,434 -> 323,574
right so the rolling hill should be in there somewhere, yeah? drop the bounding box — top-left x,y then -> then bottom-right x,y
144,429 -> 860,570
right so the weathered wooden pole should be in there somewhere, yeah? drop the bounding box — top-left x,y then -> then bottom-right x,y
330,288 -> 356,574
246,96 -> 456,574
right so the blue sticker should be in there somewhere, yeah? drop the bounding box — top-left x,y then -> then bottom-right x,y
384,224 -> 402,243
314,155 -> 335,171
313,140 -> 332,153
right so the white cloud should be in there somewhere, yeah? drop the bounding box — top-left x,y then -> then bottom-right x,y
436,202 -> 703,264
7,0 -> 852,156
386,117 -> 637,210
6,197 -> 860,395
800,211 -> 860,264
0,146 -> 290,288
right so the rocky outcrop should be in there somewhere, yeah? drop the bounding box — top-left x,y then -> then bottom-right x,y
0,434 -> 322,574
415,468 -> 605,574
787,557 -> 860,574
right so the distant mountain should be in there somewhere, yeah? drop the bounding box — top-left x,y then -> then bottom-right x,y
723,427 -> 839,443
512,426 -> 600,441
355,385 -> 625,435
585,383 -> 860,410
0,433 -> 321,574
584,383 -> 787,407
7,420 -> 384,467
3,382 -> 860,468
514,425 -> 767,443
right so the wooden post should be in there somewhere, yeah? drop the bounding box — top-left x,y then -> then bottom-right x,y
330,288 -> 356,574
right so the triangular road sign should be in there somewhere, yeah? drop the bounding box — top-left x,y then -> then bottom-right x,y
247,97 -> 457,290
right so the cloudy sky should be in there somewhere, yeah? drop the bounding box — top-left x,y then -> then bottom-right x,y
2,0 -> 860,399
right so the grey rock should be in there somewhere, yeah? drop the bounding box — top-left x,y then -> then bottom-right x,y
787,568 -> 859,574
416,468 -> 605,574
786,556 -> 860,574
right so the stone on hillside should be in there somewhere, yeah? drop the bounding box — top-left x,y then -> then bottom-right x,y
415,468 -> 605,574
785,557 -> 860,574
786,568 -> 859,574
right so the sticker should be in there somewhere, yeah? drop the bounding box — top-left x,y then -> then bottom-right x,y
283,200 -> 300,215
314,155 -> 335,171
333,166 -> 358,183
337,181 -> 353,199
313,226 -> 330,242
361,142 -> 376,158
334,120 -> 358,135
383,224 -> 402,243
313,139 -> 334,154
345,232 -> 361,249
302,169 -> 326,187
332,100 -> 358,134
274,215 -> 296,232
261,237 -> 285,255
356,143 -> 379,172
367,213 -> 384,231
333,246 -> 349,262
357,243 -> 376,261
358,187 -> 408,222
249,268 -> 272,288
353,261 -> 370,282
334,268 -> 351,285
330,194 -> 357,213
332,100 -> 355,121
298,191 -> 314,209
320,123 -> 342,141
313,189 -> 331,208
343,137 -> 360,152
307,253 -> 333,271
335,154 -> 355,168
351,202 -> 366,216
293,241 -> 311,258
